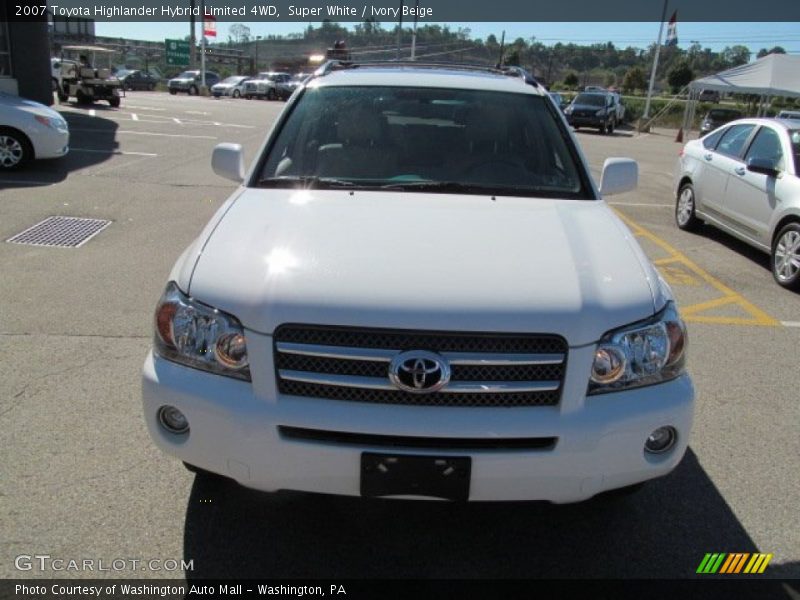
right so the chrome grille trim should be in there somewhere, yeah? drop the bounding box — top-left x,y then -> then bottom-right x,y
276,342 -> 564,366
279,369 -> 560,394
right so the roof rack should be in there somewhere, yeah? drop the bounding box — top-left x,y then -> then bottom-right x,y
311,60 -> 542,88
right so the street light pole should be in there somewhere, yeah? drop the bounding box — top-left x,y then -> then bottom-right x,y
254,35 -> 261,74
643,0 -> 669,120
396,1 -> 404,59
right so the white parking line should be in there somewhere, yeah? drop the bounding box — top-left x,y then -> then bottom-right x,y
122,105 -> 166,111
71,148 -> 158,157
88,109 -> 96,117
781,321 -> 800,328
608,202 -> 672,208
131,113 -> 139,121
70,128 -> 217,139
173,118 -> 182,124
185,110 -> 209,115
213,122 -> 221,126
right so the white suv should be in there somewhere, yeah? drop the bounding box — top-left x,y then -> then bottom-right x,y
142,63 -> 694,503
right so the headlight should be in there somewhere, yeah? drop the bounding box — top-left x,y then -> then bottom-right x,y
564,106 -> 573,115
153,282 -> 251,381
34,115 -> 68,131
595,109 -> 606,116
588,302 -> 686,395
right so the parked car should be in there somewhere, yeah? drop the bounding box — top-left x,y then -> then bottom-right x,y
698,89 -> 721,103
777,110 -> 800,121
211,76 -> 248,98
275,74 -> 308,100
700,108 -> 743,135
0,91 -> 69,170
119,69 -> 159,91
242,72 -> 291,100
548,91 -> 565,111
675,118 -> 800,289
168,70 -> 219,95
143,62 -> 694,504
564,92 -> 618,134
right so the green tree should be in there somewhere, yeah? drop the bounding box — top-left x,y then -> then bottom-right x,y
757,46 -> 786,58
564,71 -> 579,88
622,67 -> 646,94
667,60 -> 694,93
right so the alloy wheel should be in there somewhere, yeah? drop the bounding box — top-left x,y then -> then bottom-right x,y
677,187 -> 694,226
774,230 -> 800,283
0,135 -> 24,168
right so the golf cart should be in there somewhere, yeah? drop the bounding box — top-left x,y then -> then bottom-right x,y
55,45 -> 122,107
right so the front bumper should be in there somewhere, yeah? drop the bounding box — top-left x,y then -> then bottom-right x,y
567,115 -> 606,127
142,341 -> 694,503
29,126 -> 69,159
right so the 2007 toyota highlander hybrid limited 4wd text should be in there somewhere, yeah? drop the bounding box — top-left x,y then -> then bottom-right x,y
142,63 -> 694,503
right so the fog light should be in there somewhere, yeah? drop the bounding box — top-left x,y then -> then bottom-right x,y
645,426 -> 676,454
158,405 -> 189,434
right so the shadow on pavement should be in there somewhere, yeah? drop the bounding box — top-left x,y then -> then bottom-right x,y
182,448 -> 797,586
0,111 -> 118,189
686,224 -> 774,275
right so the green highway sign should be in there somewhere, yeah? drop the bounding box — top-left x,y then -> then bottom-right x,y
165,39 -> 190,66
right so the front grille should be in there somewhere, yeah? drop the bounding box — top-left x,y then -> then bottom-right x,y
274,325 -> 567,408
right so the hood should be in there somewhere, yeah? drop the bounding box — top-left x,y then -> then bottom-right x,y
0,92 -> 63,120
570,103 -> 606,112
187,189 -> 658,346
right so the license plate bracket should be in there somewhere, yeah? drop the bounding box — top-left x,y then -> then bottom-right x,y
360,453 -> 471,501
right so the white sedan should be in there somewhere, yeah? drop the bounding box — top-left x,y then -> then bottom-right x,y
675,118 -> 800,289
0,92 -> 69,170
211,76 -> 248,98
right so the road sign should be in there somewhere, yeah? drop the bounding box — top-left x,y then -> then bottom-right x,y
165,39 -> 190,66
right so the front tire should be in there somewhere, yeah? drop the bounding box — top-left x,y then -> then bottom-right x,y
169,89 -> 177,95
0,127 -> 34,170
267,88 -> 277,100
108,96 -> 120,108
232,89 -> 240,98
772,223 -> 800,290
75,89 -> 90,105
188,85 -> 198,96
676,182 -> 701,232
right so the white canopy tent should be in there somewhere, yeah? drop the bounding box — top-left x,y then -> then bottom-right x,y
682,54 -> 800,136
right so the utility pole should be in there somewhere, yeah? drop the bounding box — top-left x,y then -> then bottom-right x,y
498,30 -> 505,67
254,35 -> 262,74
643,0 -> 668,119
395,1 -> 404,59
410,0 -> 419,60
200,0 -> 206,87
189,0 -> 196,68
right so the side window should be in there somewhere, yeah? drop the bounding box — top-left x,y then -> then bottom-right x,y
744,127 -> 785,171
702,127 -> 726,150
716,124 -> 755,159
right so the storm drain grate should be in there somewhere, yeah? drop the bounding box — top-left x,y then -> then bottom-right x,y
6,216 -> 111,248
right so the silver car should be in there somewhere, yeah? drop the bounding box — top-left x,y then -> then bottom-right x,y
674,118 -> 800,290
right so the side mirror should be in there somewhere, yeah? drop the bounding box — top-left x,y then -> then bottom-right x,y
212,143 -> 245,183
599,158 -> 638,196
746,157 -> 779,177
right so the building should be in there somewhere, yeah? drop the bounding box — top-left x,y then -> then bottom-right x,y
0,6 -> 52,104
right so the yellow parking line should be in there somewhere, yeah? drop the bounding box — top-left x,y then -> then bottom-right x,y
614,210 -> 779,327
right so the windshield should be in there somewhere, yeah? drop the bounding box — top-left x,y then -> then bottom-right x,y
791,130 -> 800,173
257,85 -> 588,199
573,94 -> 605,107
221,76 -> 244,84
176,71 -> 196,79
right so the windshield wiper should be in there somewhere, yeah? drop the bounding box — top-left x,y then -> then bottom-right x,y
379,181 -> 518,194
257,176 -> 357,189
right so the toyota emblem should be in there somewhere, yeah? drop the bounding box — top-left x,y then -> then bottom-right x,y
388,350 -> 451,394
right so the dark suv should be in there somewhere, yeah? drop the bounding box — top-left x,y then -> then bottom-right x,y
168,70 -> 220,95
565,92 -> 618,134
700,108 -> 743,135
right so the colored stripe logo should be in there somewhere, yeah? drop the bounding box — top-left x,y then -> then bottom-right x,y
697,553 -> 773,574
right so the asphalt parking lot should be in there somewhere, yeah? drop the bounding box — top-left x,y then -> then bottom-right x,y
1,92 -> 798,583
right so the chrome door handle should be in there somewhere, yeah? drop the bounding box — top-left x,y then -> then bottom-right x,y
704,154 -> 713,161
734,167 -> 746,176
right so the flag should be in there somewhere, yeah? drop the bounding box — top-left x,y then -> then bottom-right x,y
665,11 -> 678,46
203,12 -> 217,37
